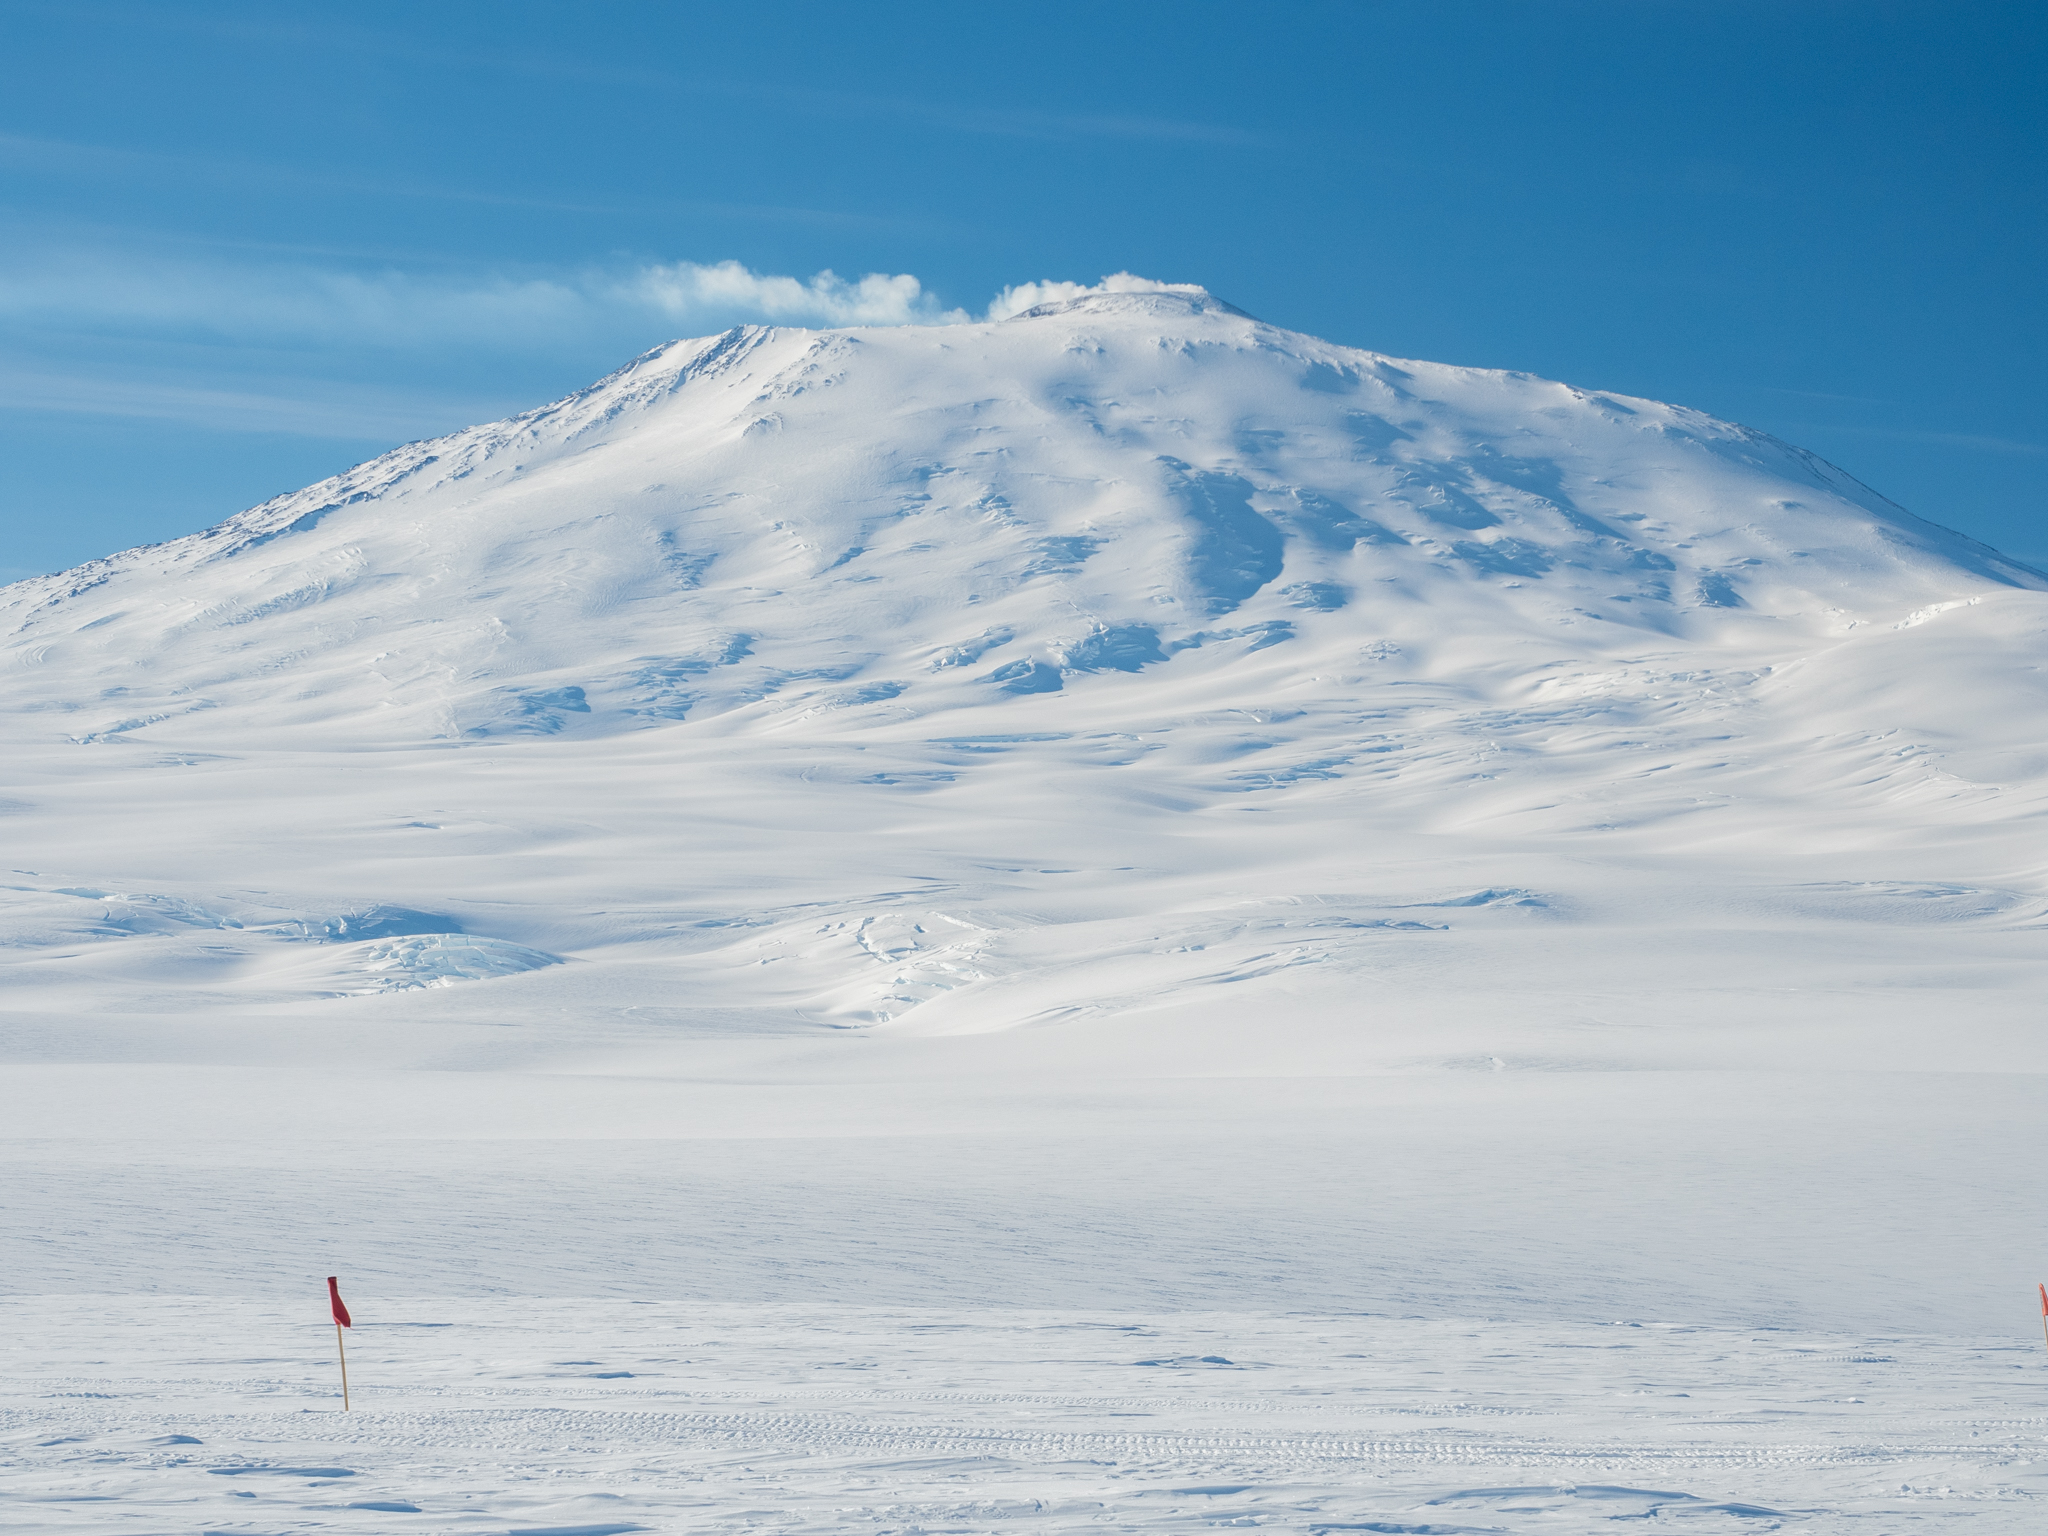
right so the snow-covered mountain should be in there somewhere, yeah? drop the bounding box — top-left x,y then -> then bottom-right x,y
6,287 -> 2035,749
7,286 -> 2048,1332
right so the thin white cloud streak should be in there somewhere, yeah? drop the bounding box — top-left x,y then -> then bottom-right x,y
0,368 -> 518,441
0,260 -> 1207,437
0,133 -> 941,234
1785,421 -> 2047,457
82,15 -> 1265,146
0,257 -> 1210,350
712,81 -> 1265,146
0,256 -> 967,350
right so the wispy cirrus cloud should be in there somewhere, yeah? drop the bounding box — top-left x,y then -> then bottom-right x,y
1793,423 -> 2046,456
706,80 -> 1266,146
0,250 -> 1201,439
0,132 -> 944,232
68,9 -> 1267,147
0,367 -> 514,441
0,252 -> 970,440
1,252 -> 1212,357
0,253 -> 969,352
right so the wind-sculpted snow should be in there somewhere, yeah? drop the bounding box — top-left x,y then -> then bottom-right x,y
290,933 -> 565,994
1163,462 -> 1287,615
0,883 -> 560,997
6,286 -> 2048,1380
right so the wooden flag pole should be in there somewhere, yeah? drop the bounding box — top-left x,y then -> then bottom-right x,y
326,1275 -> 354,1411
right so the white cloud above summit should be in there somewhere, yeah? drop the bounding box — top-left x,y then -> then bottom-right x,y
629,265 -> 1211,326
982,273 -> 1213,321
628,260 -> 963,327
0,252 -> 1210,439
0,251 -> 1199,347
0,253 -> 961,348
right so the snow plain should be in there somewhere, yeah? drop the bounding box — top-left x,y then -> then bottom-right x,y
12,1298 -> 2048,1534
6,285 -> 2048,1530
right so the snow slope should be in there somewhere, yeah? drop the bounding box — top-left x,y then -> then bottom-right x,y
6,285 -> 2048,1364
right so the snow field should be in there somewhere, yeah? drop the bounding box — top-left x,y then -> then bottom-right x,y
7,1298 -> 2047,1534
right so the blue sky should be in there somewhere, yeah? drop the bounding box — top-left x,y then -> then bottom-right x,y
2,0 -> 2042,579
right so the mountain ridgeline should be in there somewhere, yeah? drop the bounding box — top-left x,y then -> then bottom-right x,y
4,288 -> 2032,748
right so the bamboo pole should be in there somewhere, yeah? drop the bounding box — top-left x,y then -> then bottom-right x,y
336,1320 -> 350,1410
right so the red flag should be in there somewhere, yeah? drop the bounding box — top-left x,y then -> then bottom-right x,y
2039,1283 -> 2046,1318
327,1276 -> 352,1328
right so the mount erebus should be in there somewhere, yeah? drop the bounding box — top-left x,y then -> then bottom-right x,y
4,287 -> 2047,1334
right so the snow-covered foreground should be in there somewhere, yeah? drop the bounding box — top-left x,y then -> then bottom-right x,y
8,1298 -> 2045,1534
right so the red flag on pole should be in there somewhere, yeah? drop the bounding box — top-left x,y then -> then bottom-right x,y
326,1277 -> 353,1410
2039,1283 -> 2046,1318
